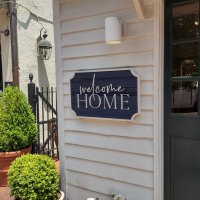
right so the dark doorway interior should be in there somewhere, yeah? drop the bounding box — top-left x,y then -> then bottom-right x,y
0,46 -> 2,92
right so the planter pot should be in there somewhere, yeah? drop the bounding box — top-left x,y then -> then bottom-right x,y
58,190 -> 65,200
0,145 -> 32,187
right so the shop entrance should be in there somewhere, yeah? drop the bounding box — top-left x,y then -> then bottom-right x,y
165,0 -> 200,199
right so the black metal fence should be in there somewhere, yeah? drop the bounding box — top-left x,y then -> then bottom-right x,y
28,73 -> 59,160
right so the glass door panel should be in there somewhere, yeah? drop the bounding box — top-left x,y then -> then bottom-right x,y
171,80 -> 198,114
171,0 -> 200,114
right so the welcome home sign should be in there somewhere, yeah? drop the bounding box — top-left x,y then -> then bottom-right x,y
70,69 -> 140,120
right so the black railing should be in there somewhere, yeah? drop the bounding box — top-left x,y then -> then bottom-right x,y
28,73 -> 59,159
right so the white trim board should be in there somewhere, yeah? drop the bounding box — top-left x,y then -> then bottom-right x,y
153,1 -> 164,200
53,0 -> 67,195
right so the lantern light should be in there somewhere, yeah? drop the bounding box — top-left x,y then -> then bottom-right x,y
37,28 -> 52,60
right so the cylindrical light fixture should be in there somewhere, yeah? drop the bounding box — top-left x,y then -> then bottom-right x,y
105,17 -> 122,44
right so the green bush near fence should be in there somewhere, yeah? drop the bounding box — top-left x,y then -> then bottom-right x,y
0,86 -> 37,152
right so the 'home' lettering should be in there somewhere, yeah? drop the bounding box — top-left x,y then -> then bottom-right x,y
77,93 -> 130,110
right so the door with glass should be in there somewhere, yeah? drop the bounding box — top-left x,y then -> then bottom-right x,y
165,0 -> 200,199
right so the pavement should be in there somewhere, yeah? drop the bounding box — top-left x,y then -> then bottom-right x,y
0,187 -> 14,200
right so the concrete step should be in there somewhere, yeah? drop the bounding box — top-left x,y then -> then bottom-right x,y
0,187 -> 14,200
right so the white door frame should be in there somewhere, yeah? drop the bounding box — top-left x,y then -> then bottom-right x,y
153,1 -> 164,200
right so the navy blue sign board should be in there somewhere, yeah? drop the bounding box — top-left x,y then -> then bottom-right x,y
70,69 -> 140,120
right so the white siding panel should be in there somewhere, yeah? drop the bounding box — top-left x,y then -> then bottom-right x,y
141,95 -> 153,110
127,20 -> 153,36
60,9 -> 136,34
143,3 -> 154,18
64,108 -> 153,124
141,81 -> 153,95
57,0 -> 156,199
62,51 -> 153,70
66,157 -> 153,188
62,31 -> 153,49
64,119 -> 153,138
67,171 -> 154,200
66,144 -> 153,171
60,0 -> 133,21
61,18 -> 153,37
62,36 -> 153,59
66,185 -> 110,200
64,131 -> 153,155
61,29 -> 105,46
141,0 -> 154,5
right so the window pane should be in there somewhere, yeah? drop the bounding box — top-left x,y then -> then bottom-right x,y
172,81 -> 198,114
173,2 -> 199,40
172,42 -> 198,77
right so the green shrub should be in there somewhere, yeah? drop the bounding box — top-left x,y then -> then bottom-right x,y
8,154 -> 59,200
0,86 -> 37,151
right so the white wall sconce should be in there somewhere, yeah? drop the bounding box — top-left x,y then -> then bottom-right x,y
105,17 -> 122,44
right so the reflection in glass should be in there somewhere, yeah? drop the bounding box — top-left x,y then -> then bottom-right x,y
171,1 -> 199,115
173,2 -> 199,40
172,81 -> 198,114
172,1 -> 199,78
172,43 -> 198,77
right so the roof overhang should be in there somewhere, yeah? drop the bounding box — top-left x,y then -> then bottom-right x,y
132,0 -> 145,19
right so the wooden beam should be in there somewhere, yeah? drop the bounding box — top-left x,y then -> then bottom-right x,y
132,0 -> 145,20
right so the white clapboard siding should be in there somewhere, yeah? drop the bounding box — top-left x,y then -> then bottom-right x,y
61,35 -> 153,58
59,0 -> 154,5
64,119 -> 153,138
141,0 -> 154,5
127,20 -> 153,36
66,144 -> 153,171
66,157 -> 153,187
66,185 -> 110,200
64,108 -> 153,124
56,0 -> 156,199
61,29 -> 105,46
61,14 -> 153,36
66,171 -> 154,200
60,0 -> 133,21
61,9 -> 137,34
64,131 -> 153,155
63,51 -> 153,70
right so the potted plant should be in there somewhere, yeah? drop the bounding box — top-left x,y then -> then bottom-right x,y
8,154 -> 64,200
0,86 -> 37,186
